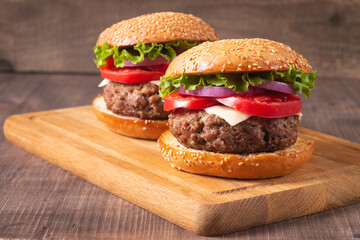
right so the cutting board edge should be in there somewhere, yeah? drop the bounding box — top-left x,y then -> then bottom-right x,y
192,173 -> 360,236
3,110 -> 360,236
5,125 -> 360,236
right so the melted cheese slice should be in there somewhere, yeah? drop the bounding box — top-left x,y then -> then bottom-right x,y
98,78 -> 160,87
151,80 -> 160,86
205,105 -> 303,126
205,105 -> 252,126
98,78 -> 110,87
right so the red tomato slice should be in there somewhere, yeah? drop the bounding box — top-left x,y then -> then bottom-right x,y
164,93 -> 219,111
217,92 -> 302,117
164,92 -> 301,117
100,67 -> 164,83
100,58 -> 168,83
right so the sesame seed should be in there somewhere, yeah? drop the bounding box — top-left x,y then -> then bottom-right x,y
97,12 -> 217,47
164,38 -> 312,77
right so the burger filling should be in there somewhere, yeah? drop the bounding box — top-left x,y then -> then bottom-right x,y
160,68 -> 317,154
160,65 -> 317,99
94,40 -> 198,68
169,109 -> 299,154
103,81 -> 168,119
93,41 -> 199,119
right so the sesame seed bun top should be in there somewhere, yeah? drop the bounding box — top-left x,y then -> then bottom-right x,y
96,12 -> 218,47
165,38 -> 314,77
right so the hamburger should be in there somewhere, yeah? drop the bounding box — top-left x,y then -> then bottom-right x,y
92,12 -> 218,139
158,38 -> 317,179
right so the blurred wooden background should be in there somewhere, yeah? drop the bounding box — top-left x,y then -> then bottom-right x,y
0,0 -> 359,79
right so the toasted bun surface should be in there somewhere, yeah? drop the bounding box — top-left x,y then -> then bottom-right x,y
165,38 -> 313,76
96,12 -> 218,47
158,130 -> 314,179
93,95 -> 168,140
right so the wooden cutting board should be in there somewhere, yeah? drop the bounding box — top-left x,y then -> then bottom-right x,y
3,106 -> 360,236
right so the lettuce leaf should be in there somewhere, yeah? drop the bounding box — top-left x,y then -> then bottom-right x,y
275,65 -> 317,98
159,65 -> 317,99
94,40 -> 198,68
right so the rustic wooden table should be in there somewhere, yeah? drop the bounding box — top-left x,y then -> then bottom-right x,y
1,73 -> 359,239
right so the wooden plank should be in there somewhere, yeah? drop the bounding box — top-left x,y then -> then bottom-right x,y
3,105 -> 360,236
0,0 -> 359,79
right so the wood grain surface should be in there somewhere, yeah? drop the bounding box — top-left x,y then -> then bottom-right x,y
1,73 -> 360,239
3,104 -> 360,236
1,0 -> 359,79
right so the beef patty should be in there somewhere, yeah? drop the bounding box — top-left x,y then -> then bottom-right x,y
103,81 -> 169,119
169,108 -> 300,154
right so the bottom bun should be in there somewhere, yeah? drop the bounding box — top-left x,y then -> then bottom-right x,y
93,95 -> 168,140
158,130 -> 314,179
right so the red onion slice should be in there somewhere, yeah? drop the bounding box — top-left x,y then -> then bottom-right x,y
175,49 -> 186,55
124,56 -> 171,67
257,81 -> 297,95
178,85 -> 265,97
178,81 -> 297,98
